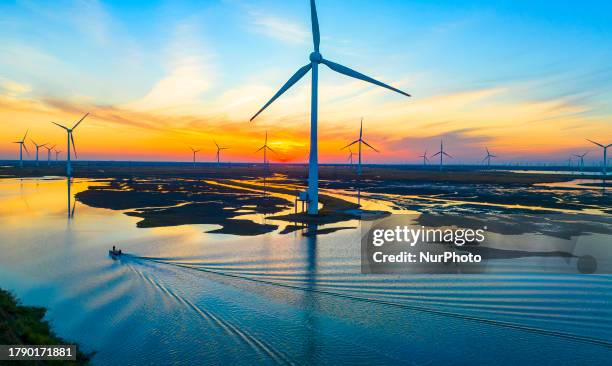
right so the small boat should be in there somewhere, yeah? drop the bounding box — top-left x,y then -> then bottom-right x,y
109,247 -> 122,258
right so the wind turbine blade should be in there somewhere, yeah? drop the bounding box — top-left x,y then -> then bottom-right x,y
322,59 -> 411,97
71,134 -> 77,158
255,146 -> 265,153
51,121 -> 69,130
341,140 -> 360,150
361,140 -> 379,153
587,139 -> 604,148
425,156 -> 429,162
23,143 -> 30,155
483,156 -> 488,162
22,129 -> 28,141
443,152 -> 453,158
267,146 -> 276,154
431,152 -> 441,157
490,155 -> 497,158
72,112 -> 89,129
250,64 -> 312,121
310,0 -> 320,52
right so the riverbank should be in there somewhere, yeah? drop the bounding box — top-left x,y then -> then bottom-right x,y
0,289 -> 91,364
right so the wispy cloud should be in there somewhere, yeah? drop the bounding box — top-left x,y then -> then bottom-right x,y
249,11 -> 309,44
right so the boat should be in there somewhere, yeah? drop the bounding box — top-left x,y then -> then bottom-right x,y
109,248 -> 122,258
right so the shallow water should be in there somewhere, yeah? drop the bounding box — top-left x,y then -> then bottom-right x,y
0,178 -> 611,365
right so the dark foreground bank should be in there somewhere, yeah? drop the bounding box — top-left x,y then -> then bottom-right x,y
0,289 -> 91,365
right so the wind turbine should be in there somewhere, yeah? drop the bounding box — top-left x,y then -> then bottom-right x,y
431,140 -> 452,171
214,140 -> 229,166
55,149 -> 61,161
255,131 -> 275,166
51,113 -> 88,177
250,0 -> 410,215
483,147 -> 497,167
30,139 -> 47,167
189,147 -> 201,168
43,144 -> 56,166
587,139 -> 611,175
573,152 -> 587,172
341,118 -> 379,175
347,146 -> 356,165
12,129 -> 29,168
418,150 -> 429,166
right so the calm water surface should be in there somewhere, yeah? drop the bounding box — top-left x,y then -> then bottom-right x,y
0,178 -> 610,365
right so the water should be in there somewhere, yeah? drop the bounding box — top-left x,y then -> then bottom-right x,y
0,178 -> 611,365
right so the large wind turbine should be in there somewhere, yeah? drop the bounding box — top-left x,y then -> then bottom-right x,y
431,140 -> 452,171
12,129 -> 29,168
30,139 -> 47,167
255,131 -> 275,166
43,144 -> 56,166
250,0 -> 410,215
51,113 -> 88,177
587,139 -> 611,175
214,140 -> 229,166
418,150 -> 429,166
573,152 -> 588,172
189,147 -> 201,168
342,118 -> 379,175
483,147 -> 497,167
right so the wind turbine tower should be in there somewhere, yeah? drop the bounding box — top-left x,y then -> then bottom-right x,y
418,150 -> 429,166
483,147 -> 497,167
250,0 -> 410,215
342,118 -> 379,175
431,140 -> 452,171
51,113 -> 88,177
30,139 -> 47,167
190,147 -> 201,168
214,141 -> 229,166
255,131 -> 275,166
573,152 -> 587,172
12,129 -> 29,168
587,139 -> 611,176
44,144 -> 56,166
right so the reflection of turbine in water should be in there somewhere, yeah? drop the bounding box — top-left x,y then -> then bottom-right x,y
342,118 -> 379,176
67,178 -> 76,219
250,0 -> 410,215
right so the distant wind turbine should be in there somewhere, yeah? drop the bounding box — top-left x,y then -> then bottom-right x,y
587,139 -> 611,175
483,147 -> 497,167
12,129 -> 29,168
347,146 -> 356,165
43,144 -> 56,166
573,152 -> 587,172
341,118 -> 379,175
214,140 -> 229,166
250,0 -> 410,215
431,140 -> 452,171
30,139 -> 47,167
418,150 -> 429,166
189,147 -> 201,168
51,113 -> 89,176
255,131 -> 275,166
55,149 -> 62,161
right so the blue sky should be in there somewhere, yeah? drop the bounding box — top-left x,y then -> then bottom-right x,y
0,0 -> 611,163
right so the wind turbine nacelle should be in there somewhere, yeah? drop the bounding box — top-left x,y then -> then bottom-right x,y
309,52 -> 323,63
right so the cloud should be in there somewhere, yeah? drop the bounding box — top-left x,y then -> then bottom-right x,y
250,12 -> 309,44
0,78 -> 31,96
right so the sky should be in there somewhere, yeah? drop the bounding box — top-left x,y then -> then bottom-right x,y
1,0 -> 611,164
